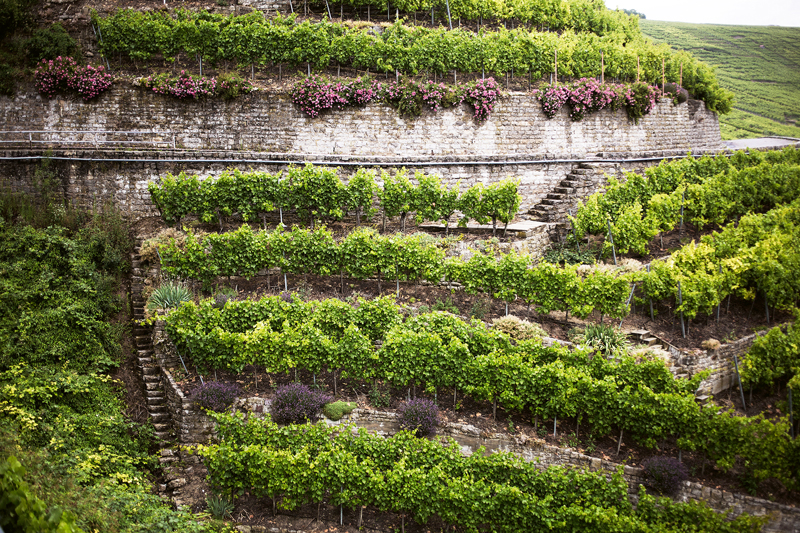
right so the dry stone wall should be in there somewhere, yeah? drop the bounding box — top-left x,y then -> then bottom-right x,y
1,84 -> 722,156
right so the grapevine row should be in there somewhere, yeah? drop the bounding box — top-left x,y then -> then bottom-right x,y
196,413 -> 764,532
571,147 -> 800,256
165,296 -> 800,488
148,166 -> 520,234
636,198 -> 800,319
92,10 -> 733,112
157,224 -> 631,317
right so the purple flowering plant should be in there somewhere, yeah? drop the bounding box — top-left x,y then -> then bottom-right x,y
34,56 -> 113,101
641,456 -> 689,496
271,383 -> 332,424
190,381 -> 241,413
397,398 -> 439,437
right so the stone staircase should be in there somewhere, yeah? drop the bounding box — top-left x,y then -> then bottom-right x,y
131,252 -> 174,441
528,163 -> 599,224
626,329 -> 710,404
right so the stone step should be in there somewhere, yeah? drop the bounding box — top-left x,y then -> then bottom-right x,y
577,163 -> 596,170
147,396 -> 165,405
143,375 -> 160,383
643,337 -> 659,346
154,431 -> 173,440
570,168 -> 593,175
150,412 -> 170,423
546,193 -> 565,200
145,382 -> 162,391
695,394 -> 711,403
149,405 -> 167,414
153,423 -> 171,432
554,186 -> 574,195
138,349 -> 154,357
142,366 -> 159,376
159,456 -> 178,464
540,198 -> 564,206
138,357 -> 152,365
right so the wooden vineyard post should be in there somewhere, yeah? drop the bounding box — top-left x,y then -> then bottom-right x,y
733,354 -> 747,412
554,49 -> 558,88
601,50 -> 604,84
606,219 -> 617,265
678,281 -> 686,338
636,56 -> 640,83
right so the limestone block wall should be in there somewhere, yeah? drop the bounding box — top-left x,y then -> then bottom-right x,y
0,85 -> 723,157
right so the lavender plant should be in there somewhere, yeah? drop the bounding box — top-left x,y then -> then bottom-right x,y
190,381 -> 241,412
642,456 -> 689,496
271,383 -> 331,424
397,398 -> 439,437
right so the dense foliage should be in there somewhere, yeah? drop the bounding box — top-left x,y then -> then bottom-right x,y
197,413 -> 766,532
92,10 -> 733,112
147,165 -> 520,234
190,381 -> 242,412
134,71 -> 254,100
0,198 -> 217,532
165,295 -> 800,488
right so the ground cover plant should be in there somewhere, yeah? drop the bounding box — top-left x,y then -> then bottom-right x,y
641,20 -> 800,139
0,191 -> 223,533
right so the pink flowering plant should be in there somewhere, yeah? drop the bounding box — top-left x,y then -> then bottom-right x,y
534,78 -> 659,123
217,73 -> 255,100
291,75 -> 500,121
459,77 -> 500,121
34,56 -> 113,101
142,71 -> 217,99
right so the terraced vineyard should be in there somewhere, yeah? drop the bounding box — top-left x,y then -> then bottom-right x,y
641,20 -> 800,139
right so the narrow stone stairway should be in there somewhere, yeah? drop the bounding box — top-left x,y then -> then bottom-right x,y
529,163 -> 598,223
131,252 -> 174,441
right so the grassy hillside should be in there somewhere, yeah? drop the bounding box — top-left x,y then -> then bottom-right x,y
641,20 -> 800,140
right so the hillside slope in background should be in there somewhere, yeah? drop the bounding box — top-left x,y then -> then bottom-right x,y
641,20 -> 800,140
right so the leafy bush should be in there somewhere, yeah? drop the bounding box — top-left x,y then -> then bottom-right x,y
190,381 -> 241,413
25,23 -> 78,63
146,282 -> 192,312
397,398 -> 439,437
642,456 -> 689,496
0,455 -> 82,533
0,63 -> 15,97
543,243 -> 596,265
0,0 -> 34,39
140,228 -> 185,264
368,384 -> 391,409
322,400 -> 357,421
216,72 -> 254,100
271,383 -> 331,424
492,315 -> 546,341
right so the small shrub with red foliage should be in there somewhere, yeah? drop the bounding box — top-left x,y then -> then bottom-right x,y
271,383 -> 331,424
397,398 -> 439,437
642,456 -> 689,496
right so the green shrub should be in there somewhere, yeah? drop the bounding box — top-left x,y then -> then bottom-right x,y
323,401 -> 357,421
0,0 -> 34,39
0,63 -> 15,97
572,324 -> 629,356
25,23 -> 78,63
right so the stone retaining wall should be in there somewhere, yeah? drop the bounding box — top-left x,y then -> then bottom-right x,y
0,86 -> 722,157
